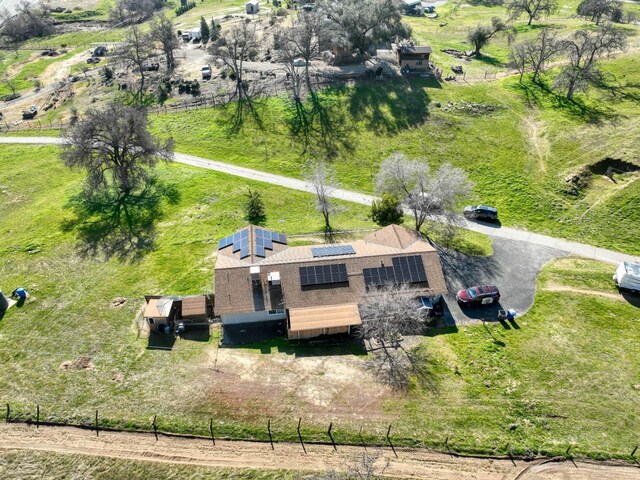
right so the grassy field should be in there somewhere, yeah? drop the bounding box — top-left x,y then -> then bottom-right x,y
149,51 -> 640,254
0,144 -> 638,460
0,451 -> 302,480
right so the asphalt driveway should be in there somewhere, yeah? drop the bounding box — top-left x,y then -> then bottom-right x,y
436,237 -> 566,326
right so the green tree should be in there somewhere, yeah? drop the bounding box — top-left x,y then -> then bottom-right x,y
370,193 -> 404,227
245,188 -> 266,224
200,16 -> 210,43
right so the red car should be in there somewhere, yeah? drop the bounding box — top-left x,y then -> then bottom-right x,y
456,285 -> 500,306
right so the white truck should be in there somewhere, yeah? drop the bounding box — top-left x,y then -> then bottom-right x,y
181,28 -> 202,42
613,261 -> 640,293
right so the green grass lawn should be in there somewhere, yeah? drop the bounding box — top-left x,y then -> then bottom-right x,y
0,145 -> 638,461
150,51 -> 640,255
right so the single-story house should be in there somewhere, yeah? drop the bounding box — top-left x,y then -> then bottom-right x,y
246,0 -> 259,14
214,224 -> 447,340
395,44 -> 432,71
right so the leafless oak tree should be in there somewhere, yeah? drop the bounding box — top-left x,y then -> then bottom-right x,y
306,160 -> 338,232
116,24 -> 155,103
509,28 -> 560,83
0,1 -> 54,42
555,24 -> 627,99
149,13 -> 179,72
507,0 -> 558,25
375,152 -> 473,233
577,0 -> 621,24
209,21 -> 262,131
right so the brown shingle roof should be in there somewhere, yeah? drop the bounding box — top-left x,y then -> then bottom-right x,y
182,295 -> 207,318
214,225 -> 447,316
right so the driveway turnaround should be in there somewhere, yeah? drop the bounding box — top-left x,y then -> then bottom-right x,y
2,136 -> 638,265
437,237 -> 565,326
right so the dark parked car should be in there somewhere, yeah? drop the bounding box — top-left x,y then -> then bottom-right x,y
456,285 -> 500,306
463,205 -> 498,222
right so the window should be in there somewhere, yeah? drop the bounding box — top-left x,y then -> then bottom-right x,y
416,60 -> 423,65
268,309 -> 285,315
148,318 -> 155,324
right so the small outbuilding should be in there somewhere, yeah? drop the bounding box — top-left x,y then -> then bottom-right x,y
246,0 -> 259,14
144,297 -> 179,333
395,44 -> 432,71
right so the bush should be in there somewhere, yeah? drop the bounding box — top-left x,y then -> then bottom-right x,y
370,192 -> 404,226
245,189 -> 266,223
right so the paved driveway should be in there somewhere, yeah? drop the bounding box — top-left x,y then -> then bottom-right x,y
437,237 -> 565,326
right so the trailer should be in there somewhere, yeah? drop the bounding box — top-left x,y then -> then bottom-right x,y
613,261 -> 640,293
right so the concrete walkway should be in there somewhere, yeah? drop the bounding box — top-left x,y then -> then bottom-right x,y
2,135 -> 638,265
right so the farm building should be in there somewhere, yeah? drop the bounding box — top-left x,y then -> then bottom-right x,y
395,44 -> 432,71
214,224 -> 447,340
246,0 -> 259,14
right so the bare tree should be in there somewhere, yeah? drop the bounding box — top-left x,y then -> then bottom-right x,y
375,153 -> 473,233
360,285 -> 432,390
509,28 -> 559,83
209,21 -> 262,131
116,24 -> 154,103
555,25 -> 627,99
149,13 -> 179,72
577,0 -> 621,24
507,0 -> 558,25
0,1 -> 54,43
316,0 -> 409,54
61,103 -> 175,260
467,17 -> 510,56
306,160 -> 338,232
109,0 -> 165,25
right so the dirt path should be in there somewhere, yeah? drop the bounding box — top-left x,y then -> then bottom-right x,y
0,424 -> 637,479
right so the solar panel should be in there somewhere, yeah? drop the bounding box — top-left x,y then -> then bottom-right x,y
299,264 -> 348,286
363,256 -> 427,288
311,245 -> 356,258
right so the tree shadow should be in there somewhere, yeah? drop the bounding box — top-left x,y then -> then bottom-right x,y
62,178 -> 180,263
347,78 -> 432,135
474,55 -> 507,68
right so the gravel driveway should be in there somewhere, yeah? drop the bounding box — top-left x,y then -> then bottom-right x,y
436,237 -> 565,326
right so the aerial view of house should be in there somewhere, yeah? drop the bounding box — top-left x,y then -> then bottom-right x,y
0,0 -> 639,477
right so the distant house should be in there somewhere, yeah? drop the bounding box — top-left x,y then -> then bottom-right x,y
246,0 -> 259,14
402,0 -> 422,14
214,224 -> 447,340
395,44 -> 432,71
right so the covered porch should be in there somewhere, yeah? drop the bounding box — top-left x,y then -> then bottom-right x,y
287,303 -> 362,340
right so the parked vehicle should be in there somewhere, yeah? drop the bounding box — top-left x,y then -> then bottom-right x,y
417,294 -> 444,318
87,56 -> 101,64
613,261 -> 640,293
22,105 -> 38,120
456,285 -> 500,306
463,205 -> 498,222
202,64 -> 212,79
142,62 -> 160,72
93,46 -> 107,56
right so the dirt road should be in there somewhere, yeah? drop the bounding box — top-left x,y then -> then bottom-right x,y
0,424 -> 637,479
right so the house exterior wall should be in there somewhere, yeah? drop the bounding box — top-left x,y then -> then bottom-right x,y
289,325 -> 350,340
221,309 -> 285,325
146,316 -> 170,333
400,59 -> 429,70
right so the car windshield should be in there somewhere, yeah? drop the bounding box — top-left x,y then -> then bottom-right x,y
466,288 -> 478,299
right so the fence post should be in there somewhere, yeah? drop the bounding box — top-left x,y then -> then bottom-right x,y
6,404 -> 9,422
386,425 -> 398,458
209,418 -> 215,446
152,415 -> 158,441
95,410 -> 99,437
632,445 -> 638,457
267,419 -> 274,450
327,422 -> 337,451
36,405 -> 39,429
358,425 -> 367,451
297,417 -> 306,454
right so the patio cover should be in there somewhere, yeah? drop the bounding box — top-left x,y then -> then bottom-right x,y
288,303 -> 362,333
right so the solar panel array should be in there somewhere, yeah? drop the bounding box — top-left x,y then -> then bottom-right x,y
255,228 -> 287,258
218,229 -> 250,259
300,264 -> 348,287
311,245 -> 356,258
363,255 -> 428,288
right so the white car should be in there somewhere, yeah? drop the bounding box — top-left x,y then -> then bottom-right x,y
201,65 -> 212,79
292,58 -> 308,67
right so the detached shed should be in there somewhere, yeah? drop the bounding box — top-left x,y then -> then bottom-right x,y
246,0 -> 259,14
180,295 -> 210,326
288,303 -> 362,340
144,298 -> 178,333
